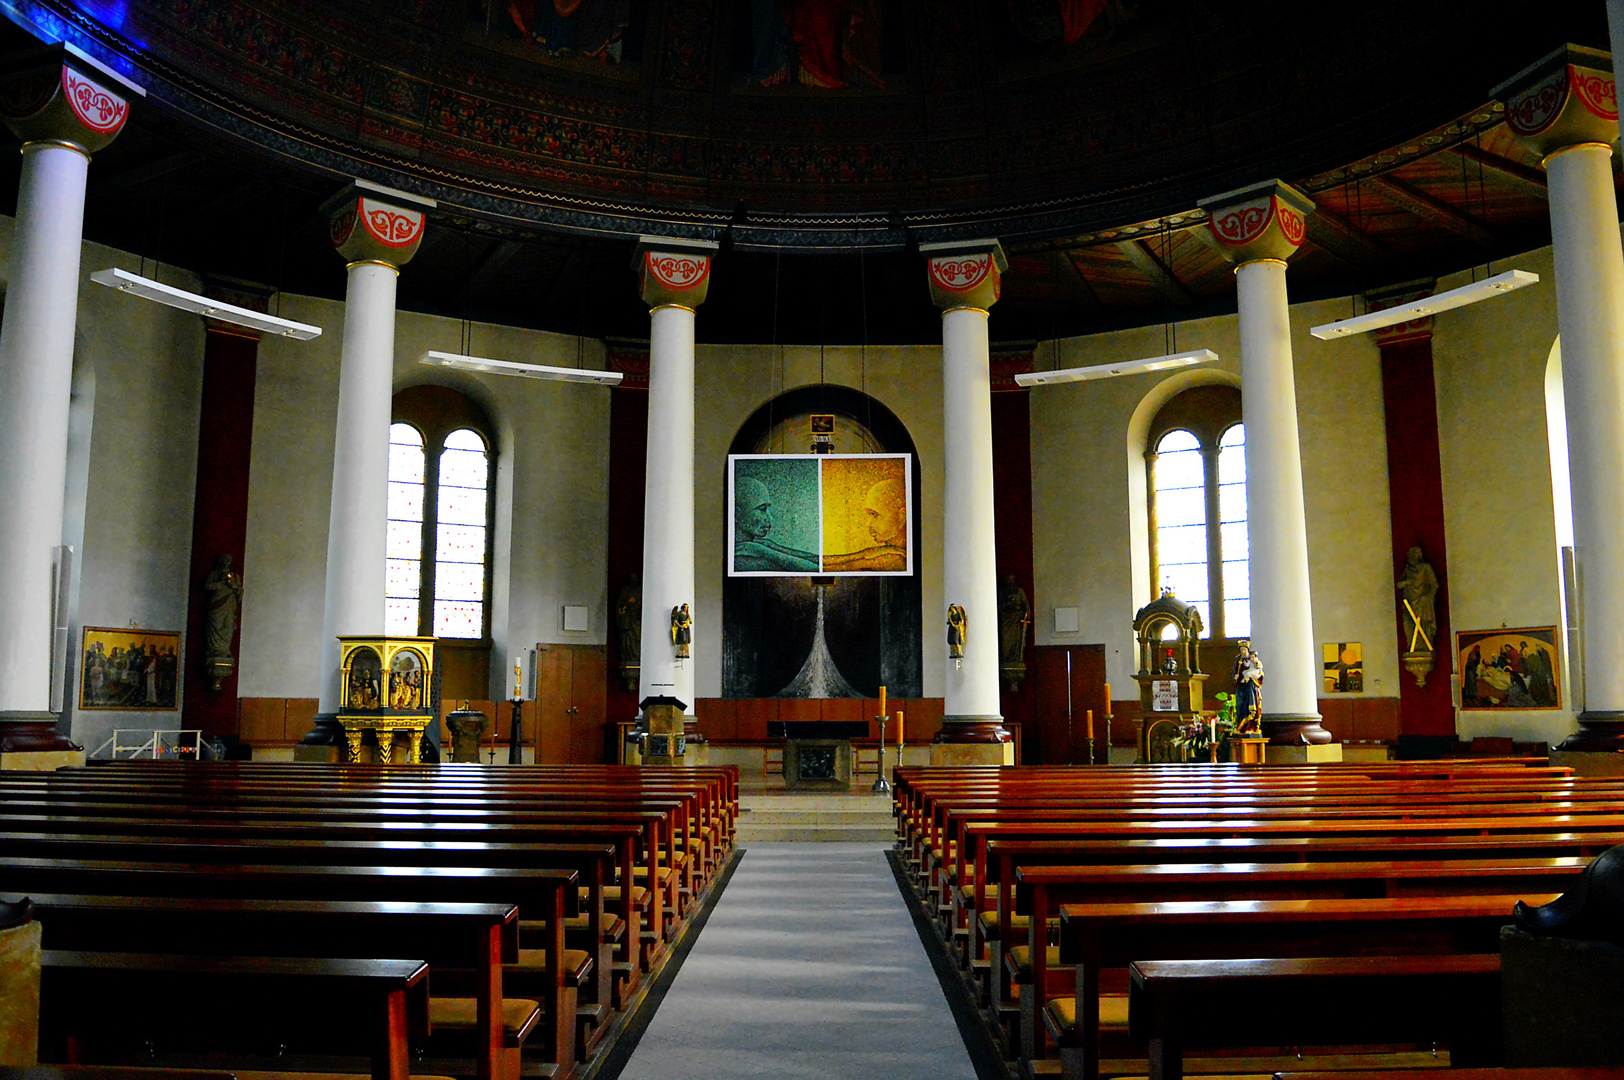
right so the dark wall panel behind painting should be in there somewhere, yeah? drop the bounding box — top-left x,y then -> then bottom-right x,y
722,385 -> 921,699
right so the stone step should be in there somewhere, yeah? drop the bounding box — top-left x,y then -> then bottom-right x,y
736,823 -> 899,843
735,793 -> 898,842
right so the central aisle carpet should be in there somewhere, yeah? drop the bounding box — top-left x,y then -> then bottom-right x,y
614,842 -> 980,1080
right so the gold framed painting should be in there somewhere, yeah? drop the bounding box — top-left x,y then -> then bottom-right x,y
1323,642 -> 1363,693
1456,626 -> 1561,710
80,626 -> 181,710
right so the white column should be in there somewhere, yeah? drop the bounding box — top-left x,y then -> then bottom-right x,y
1235,258 -> 1322,727
1546,142 -> 1624,718
0,143 -> 90,719
639,304 -> 696,713
316,261 -> 399,714
941,307 -> 1003,722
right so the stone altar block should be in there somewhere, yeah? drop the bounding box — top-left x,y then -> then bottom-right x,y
770,720 -> 868,791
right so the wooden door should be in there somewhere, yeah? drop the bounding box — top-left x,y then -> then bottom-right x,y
536,644 -> 609,764
1033,645 -> 1107,764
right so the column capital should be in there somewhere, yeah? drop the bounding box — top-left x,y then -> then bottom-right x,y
634,236 -> 718,309
1197,180 -> 1313,267
1365,278 -> 1437,346
1494,44 -> 1616,160
323,181 -> 434,269
920,238 -> 1007,312
0,44 -> 140,154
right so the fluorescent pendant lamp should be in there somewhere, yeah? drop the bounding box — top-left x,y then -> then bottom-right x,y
90,268 -> 322,340
1310,269 -> 1538,340
1015,348 -> 1219,387
420,350 -> 623,386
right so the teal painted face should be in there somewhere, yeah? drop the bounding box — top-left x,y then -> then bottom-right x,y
736,477 -> 772,540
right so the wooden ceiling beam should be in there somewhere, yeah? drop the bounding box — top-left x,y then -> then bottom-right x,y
1051,250 -> 1105,318
1115,239 -> 1194,306
1370,174 -> 1497,249
1302,206 -> 1400,277
1455,142 -> 1547,192
89,151 -> 204,199
455,239 -> 524,308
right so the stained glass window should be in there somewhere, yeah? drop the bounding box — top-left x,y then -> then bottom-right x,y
385,423 -> 424,637
1218,424 -> 1250,640
434,429 -> 489,638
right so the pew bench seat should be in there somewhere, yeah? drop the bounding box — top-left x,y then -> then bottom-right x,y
1121,954 -> 1502,1080
40,951 -> 429,1080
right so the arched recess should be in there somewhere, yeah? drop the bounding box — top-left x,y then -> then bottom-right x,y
1125,367 -> 1243,617
722,385 -> 922,699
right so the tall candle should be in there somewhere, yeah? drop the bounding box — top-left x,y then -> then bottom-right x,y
879,684 -> 887,718
897,710 -> 904,746
1103,683 -> 1111,717
1085,708 -> 1093,741
513,656 -> 523,699
1066,653 -> 1073,716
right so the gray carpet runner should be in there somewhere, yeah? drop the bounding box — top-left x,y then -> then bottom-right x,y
615,842 -> 978,1080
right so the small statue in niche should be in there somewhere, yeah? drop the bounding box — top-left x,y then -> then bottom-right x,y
203,554 -> 243,692
998,577 -> 1031,690
616,575 -> 642,690
947,604 -> 967,666
671,603 -> 692,660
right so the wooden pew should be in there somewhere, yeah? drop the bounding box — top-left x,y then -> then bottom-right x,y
1121,954 -> 1502,1080
19,893 -> 522,1080
1048,893 -> 1560,1080
40,951 -> 429,1080
2,858 -> 579,1074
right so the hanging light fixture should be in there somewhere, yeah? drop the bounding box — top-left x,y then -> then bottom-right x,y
418,350 -> 622,385
1309,270 -> 1537,340
91,268 -> 323,340
1014,348 -> 1219,387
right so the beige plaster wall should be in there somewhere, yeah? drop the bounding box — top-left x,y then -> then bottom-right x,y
690,344 -> 946,699
0,222 -> 207,750
1432,245 -> 1574,745
1030,294 -> 1397,704
240,297 -> 611,701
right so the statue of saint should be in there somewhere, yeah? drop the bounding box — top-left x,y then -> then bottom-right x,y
1396,546 -> 1439,651
671,603 -> 692,659
998,576 -> 1030,667
204,555 -> 243,661
947,604 -> 967,660
1232,641 -> 1263,734
616,574 -> 642,665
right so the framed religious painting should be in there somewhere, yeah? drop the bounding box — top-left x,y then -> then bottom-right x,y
80,626 -> 182,710
1455,626 -> 1561,710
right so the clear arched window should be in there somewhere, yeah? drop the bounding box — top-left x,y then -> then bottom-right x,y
1146,386 -> 1248,639
387,389 -> 495,640
1152,429 -> 1210,625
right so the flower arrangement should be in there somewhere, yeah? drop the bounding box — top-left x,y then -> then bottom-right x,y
1171,692 -> 1240,759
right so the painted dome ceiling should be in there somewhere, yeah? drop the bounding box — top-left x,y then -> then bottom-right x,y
24,0 -> 1605,249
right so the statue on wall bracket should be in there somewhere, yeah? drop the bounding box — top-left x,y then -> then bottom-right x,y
999,576 -> 1030,691
947,603 -> 967,668
671,603 -> 692,661
1396,545 -> 1439,687
203,554 -> 243,692
616,574 -> 641,691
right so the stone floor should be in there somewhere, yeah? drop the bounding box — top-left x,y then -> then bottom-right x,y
612,842 -> 979,1080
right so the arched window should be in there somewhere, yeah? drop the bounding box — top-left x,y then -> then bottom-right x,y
1146,386 -> 1247,639
386,387 -> 494,640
